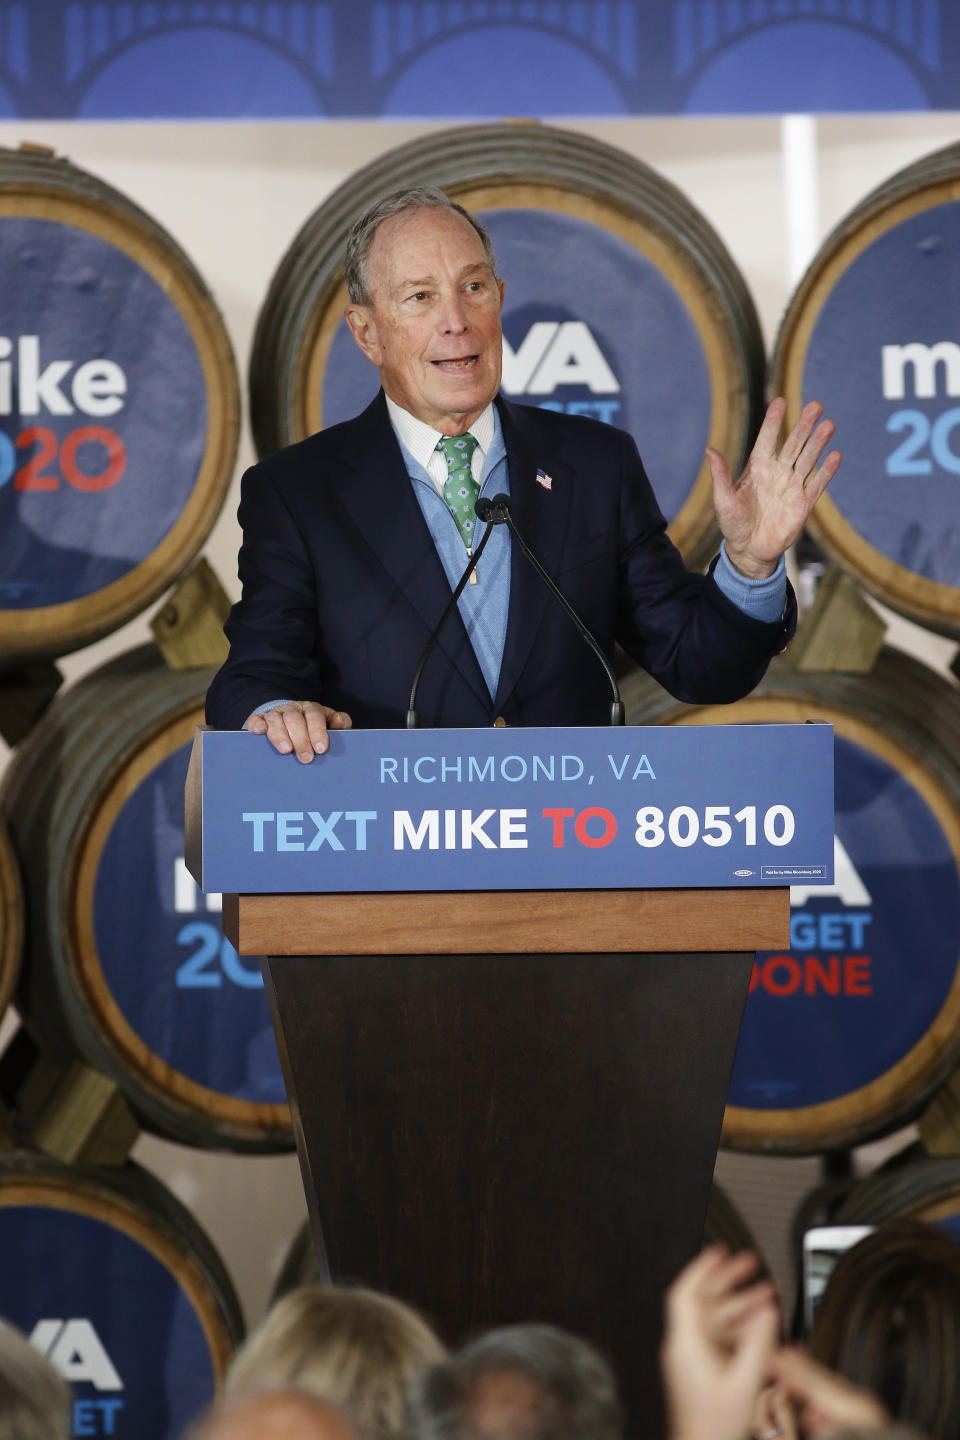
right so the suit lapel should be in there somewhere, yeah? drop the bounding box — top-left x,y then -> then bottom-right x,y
494,397 -> 575,711
332,393 -> 490,708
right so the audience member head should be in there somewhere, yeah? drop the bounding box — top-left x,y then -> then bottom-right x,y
186,1390 -> 360,1440
810,1217 -> 960,1439
0,1319 -> 70,1440
225,1284 -> 445,1440
409,1323 -> 622,1440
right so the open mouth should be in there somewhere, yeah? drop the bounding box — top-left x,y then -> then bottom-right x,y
432,356 -> 479,371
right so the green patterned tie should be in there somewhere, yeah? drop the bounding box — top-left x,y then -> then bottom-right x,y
438,433 -> 480,547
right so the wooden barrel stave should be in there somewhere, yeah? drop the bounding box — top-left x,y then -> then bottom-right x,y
834,1147 -> 960,1228
0,645 -> 292,1151
622,648 -> 960,1153
249,123 -> 764,570
0,821 -> 22,1026
0,144 -> 239,661
0,1147 -> 243,1439
772,142 -> 960,636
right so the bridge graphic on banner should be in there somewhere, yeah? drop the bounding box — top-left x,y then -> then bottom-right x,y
61,2 -> 335,83
367,0 -> 641,92
0,0 -> 950,117
673,0 -> 941,87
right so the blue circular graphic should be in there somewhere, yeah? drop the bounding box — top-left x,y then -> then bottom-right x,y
77,29 -> 324,119
322,208 -> 712,522
728,734 -> 960,1111
383,27 -> 626,117
684,23 -> 929,114
803,202 -> 960,587
0,1205 -> 214,1439
92,742 -> 285,1105
0,217 -> 207,609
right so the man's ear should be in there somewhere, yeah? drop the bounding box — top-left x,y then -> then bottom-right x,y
344,303 -> 383,366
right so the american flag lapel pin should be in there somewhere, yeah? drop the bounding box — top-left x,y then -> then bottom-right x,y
535,468 -> 553,491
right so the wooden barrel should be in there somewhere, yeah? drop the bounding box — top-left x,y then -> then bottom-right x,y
0,1147 -> 242,1439
772,141 -> 960,636
703,1181 -> 759,1254
834,1147 -> 960,1244
0,819 -> 22,1023
0,143 -> 239,661
0,645 -> 291,1151
250,122 -> 765,568
623,648 -> 960,1154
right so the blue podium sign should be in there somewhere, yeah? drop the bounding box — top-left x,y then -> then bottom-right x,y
188,725 -> 834,896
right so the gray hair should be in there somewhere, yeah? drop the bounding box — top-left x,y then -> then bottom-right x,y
407,1324 -> 623,1440
0,1321 -> 71,1440
343,187 -> 498,306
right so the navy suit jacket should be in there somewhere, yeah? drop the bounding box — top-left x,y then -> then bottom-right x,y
205,393 -> 795,731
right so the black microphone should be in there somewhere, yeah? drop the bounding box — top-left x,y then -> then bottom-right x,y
404,517 -> 496,728
481,492 -> 625,727
475,494 -> 510,525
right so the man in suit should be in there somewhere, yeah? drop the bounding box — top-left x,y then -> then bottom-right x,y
205,188 -> 839,754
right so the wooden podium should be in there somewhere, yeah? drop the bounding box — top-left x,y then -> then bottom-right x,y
221,886 -> 787,1436
188,723 -> 833,1436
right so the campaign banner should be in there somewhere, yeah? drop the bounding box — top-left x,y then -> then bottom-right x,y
0,1 -> 952,119
189,723 -> 835,895
803,201 -> 960,592
94,736 -> 284,1111
0,1205 -> 217,1439
0,220 -> 207,612
728,731 -> 960,1114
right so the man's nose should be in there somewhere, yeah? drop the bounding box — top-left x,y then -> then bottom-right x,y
438,292 -> 469,331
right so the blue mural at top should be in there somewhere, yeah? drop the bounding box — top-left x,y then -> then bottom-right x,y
0,0 -> 951,120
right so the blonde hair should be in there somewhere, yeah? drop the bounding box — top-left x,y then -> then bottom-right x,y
0,1320 -> 71,1440
185,1391 -> 358,1440
225,1285 -> 446,1440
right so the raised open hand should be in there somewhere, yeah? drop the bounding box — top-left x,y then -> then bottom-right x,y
662,1246 -> 781,1440
708,397 -> 841,580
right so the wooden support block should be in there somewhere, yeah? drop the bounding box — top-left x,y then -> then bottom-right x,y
0,660 -> 63,746
0,1031 -> 137,1162
31,1063 -> 140,1167
919,1069 -> 960,1156
0,1102 -> 16,1152
150,556 -> 231,670
0,1027 -> 62,1119
788,566 -> 887,674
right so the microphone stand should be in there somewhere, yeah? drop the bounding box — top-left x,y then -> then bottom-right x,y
405,519 -> 496,729
477,493 -> 625,727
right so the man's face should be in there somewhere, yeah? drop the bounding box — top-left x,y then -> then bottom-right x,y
344,206 -> 505,434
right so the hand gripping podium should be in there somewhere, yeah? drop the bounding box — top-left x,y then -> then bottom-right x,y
186,723 -> 834,1436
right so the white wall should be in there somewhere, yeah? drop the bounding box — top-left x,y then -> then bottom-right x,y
0,111 -> 958,1329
